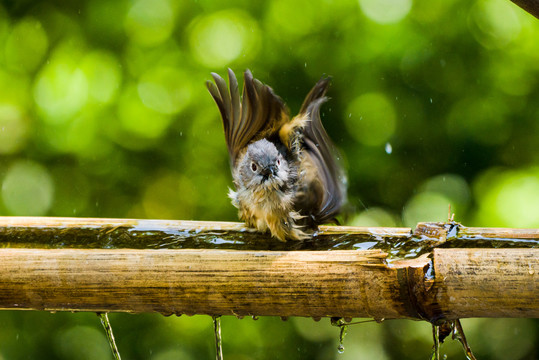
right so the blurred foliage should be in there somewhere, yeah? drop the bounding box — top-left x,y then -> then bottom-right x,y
0,0 -> 538,358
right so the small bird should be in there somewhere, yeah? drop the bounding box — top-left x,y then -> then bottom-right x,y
206,69 -> 346,241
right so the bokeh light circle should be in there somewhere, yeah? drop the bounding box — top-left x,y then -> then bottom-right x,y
2,160 -> 54,215
81,51 -> 122,104
350,207 -> 398,227
0,104 -> 29,154
117,85 -> 172,140
358,0 -> 412,24
469,0 -> 521,49
5,17 -> 48,72
474,168 -> 539,228
137,67 -> 192,114
124,0 -> 175,46
33,46 -> 89,124
188,10 -> 261,68
402,192 -> 451,227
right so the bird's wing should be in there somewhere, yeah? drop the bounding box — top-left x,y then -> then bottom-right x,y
206,69 -> 290,168
299,77 -> 347,224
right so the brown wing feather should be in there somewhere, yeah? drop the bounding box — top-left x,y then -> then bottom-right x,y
299,77 -> 347,224
206,69 -> 290,168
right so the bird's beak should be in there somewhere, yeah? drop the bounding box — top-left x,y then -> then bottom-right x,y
261,165 -> 278,182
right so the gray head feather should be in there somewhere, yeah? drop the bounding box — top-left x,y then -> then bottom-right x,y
238,139 -> 290,189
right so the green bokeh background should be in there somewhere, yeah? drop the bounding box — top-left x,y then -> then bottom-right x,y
0,0 -> 538,359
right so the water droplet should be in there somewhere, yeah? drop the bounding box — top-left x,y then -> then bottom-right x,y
348,113 -> 351,118
430,98 -> 433,103
252,315 -> 259,320
331,318 -> 348,355
385,143 -> 392,154
304,62 -> 307,67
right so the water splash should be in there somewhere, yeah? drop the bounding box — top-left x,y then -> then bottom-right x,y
212,316 -> 223,360
98,313 -> 122,360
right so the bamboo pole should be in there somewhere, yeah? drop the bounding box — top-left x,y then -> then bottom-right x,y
0,217 -> 537,320
0,248 -> 395,318
431,248 -> 538,319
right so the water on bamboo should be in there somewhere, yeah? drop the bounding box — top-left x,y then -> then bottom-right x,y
2,220 -> 537,261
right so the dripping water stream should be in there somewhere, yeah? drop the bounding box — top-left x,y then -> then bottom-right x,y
98,313 -> 122,360
212,316 -> 223,360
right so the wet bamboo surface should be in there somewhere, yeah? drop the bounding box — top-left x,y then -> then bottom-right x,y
0,217 -> 537,320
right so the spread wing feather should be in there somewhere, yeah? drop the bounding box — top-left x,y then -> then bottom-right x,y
300,77 -> 347,223
206,69 -> 289,168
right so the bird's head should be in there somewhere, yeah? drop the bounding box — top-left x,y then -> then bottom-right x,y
238,139 -> 289,190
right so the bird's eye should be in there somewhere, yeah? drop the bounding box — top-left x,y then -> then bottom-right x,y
276,158 -> 281,166
251,162 -> 257,172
